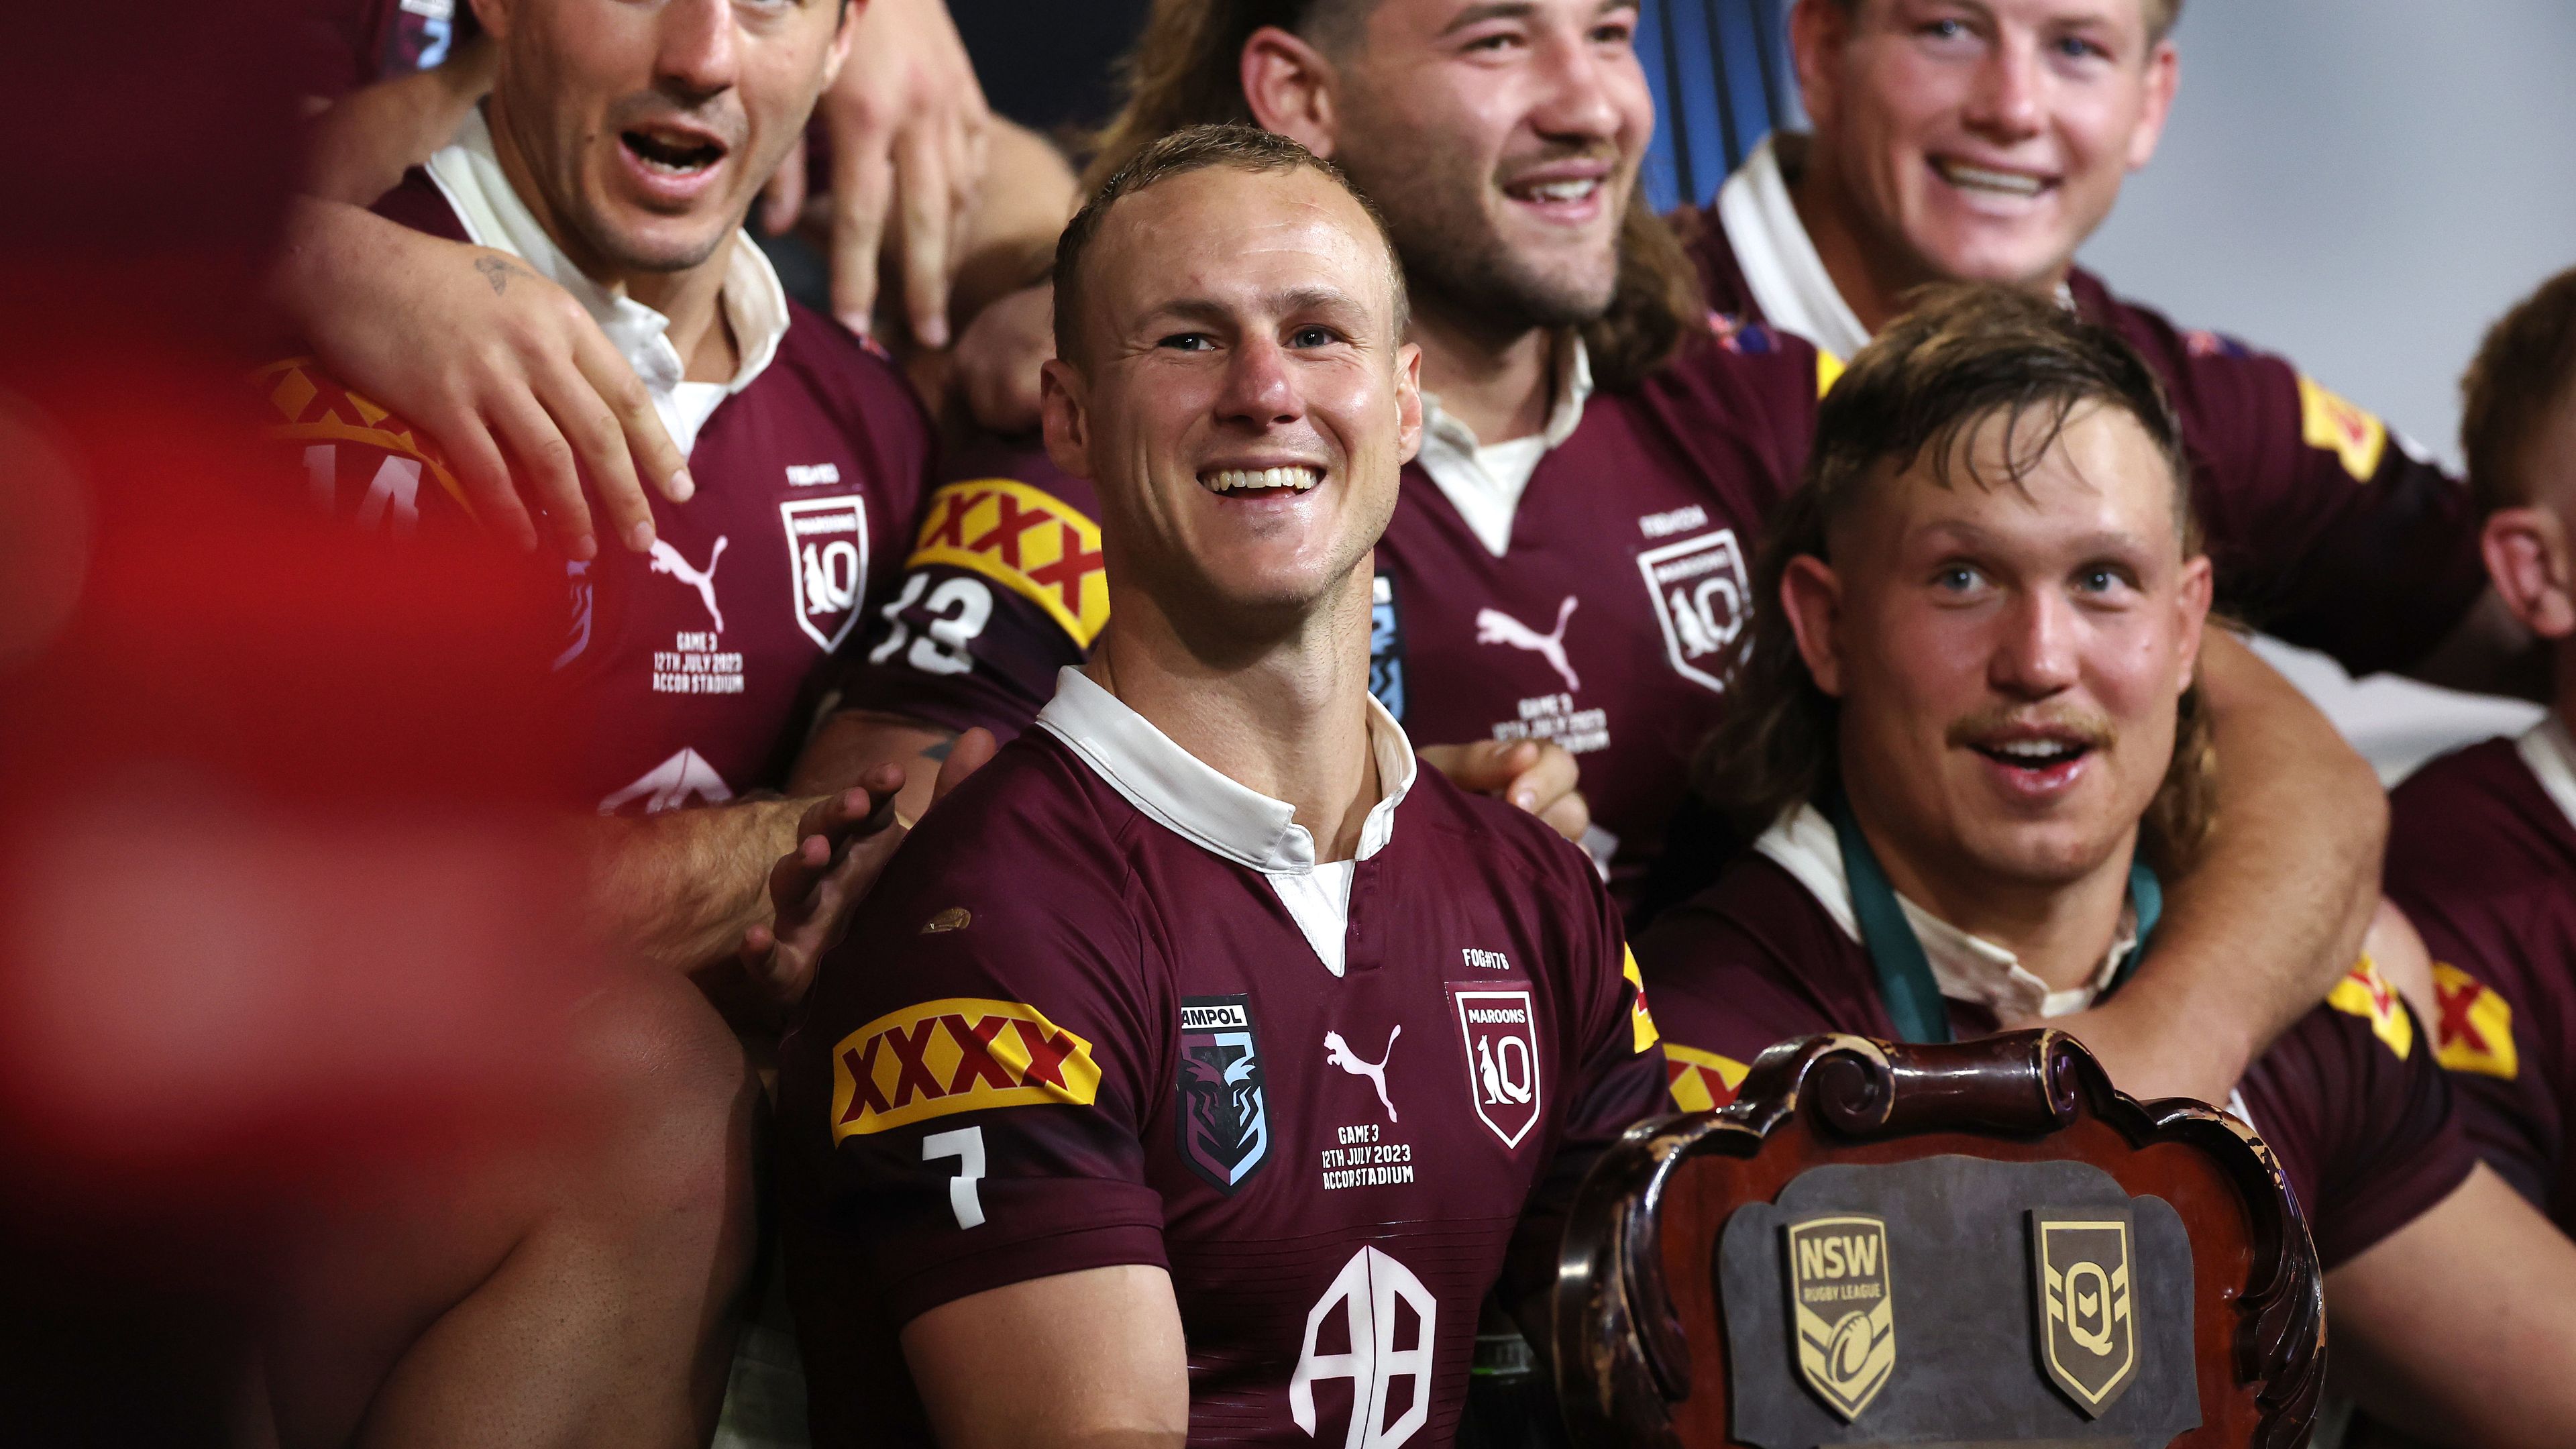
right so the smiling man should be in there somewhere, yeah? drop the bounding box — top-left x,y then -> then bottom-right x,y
1637,286 -> 2576,1447
778,125 -> 1666,1449
1685,0 -> 2505,687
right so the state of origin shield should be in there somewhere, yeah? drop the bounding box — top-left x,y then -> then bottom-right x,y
1176,995 -> 1269,1191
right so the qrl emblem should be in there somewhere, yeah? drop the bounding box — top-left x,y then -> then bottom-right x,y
1448,986 -> 1543,1148
1784,1215 -> 1896,1421
1175,995 -> 1270,1191
1635,530 -> 1748,694
780,496 -> 869,651
2031,1210 -> 2139,1415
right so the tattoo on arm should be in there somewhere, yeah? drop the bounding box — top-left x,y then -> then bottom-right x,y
474,256 -> 530,295
922,735 -> 957,761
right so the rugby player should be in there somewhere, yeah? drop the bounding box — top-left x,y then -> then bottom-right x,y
808,0 -> 2384,1113
778,124 -> 1668,1448
2386,268 -> 2576,1228
254,0 -> 989,1440
1684,0 -> 2514,686
1635,286 -> 2576,1446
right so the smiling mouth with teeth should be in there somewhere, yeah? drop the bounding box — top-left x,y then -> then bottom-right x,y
1972,737 -> 2092,771
1933,158 -> 2049,199
1505,177 -> 1603,205
625,129 -> 726,174
1201,466 -> 1321,495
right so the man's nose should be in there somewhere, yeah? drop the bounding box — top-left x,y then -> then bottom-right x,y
1527,27 -> 1624,146
1962,30 -> 2045,145
657,0 -> 741,99
1989,589 -> 2081,697
1215,337 -> 1303,429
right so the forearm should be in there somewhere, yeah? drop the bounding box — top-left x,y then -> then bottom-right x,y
943,119 -> 1076,333
791,708 -> 959,822
301,36 -> 495,205
267,198 -> 429,342
582,797 -> 811,975
2088,630 -> 2383,1096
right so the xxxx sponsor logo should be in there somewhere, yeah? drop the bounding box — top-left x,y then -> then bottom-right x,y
830,997 -> 1101,1140
2327,954 -> 2414,1061
1620,945 -> 1660,1054
2298,374 -> 2387,482
256,357 -> 470,522
1662,1042 -> 1746,1113
2432,962 -> 2518,1079
909,478 -> 1109,647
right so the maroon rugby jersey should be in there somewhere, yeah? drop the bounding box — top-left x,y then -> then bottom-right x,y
1634,835 -> 2475,1271
2386,722 -> 2576,1227
257,168 -> 932,812
780,671 -> 1666,1448
1680,148 -> 2485,677
841,327 -> 1823,906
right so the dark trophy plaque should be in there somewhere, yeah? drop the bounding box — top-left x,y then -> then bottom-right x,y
1717,1156 -> 2199,1447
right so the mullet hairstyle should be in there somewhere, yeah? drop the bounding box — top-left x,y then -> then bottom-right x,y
1053,123 -> 1409,371
1826,0 -> 2186,46
1697,284 -> 2216,873
1085,0 -> 1705,392
2461,266 -> 2576,516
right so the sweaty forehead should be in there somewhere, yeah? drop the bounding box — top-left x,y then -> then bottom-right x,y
1085,169 -> 1398,333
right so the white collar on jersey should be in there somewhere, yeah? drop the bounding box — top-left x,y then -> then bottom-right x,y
2518,713 -> 2576,832
423,107 -> 790,460
1035,665 -> 1420,978
1716,134 -> 1875,362
1754,801 -> 2140,1022
1413,332 -> 1594,557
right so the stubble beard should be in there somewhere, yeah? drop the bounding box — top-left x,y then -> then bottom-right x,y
1337,146 -> 1619,340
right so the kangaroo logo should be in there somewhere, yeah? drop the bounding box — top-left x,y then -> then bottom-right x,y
1474,596 -> 1580,693
1324,1026 -> 1401,1123
649,535 -> 728,632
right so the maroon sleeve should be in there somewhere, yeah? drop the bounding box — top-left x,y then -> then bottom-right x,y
783,749 -> 1171,1326
2243,992 -> 2478,1272
1499,831 -> 1672,1306
837,441 -> 1102,743
1634,855 -> 1894,1110
2076,276 -> 2485,677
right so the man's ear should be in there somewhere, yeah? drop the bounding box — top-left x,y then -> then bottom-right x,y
1039,358 -> 1096,481
1242,25 -> 1340,158
818,0 -> 859,93
1393,341 -> 1424,466
2126,40 -> 2181,172
2173,553 -> 2214,688
1786,0 -> 1848,138
2483,506 -> 2576,641
468,0 -> 511,40
1780,554 -> 1847,697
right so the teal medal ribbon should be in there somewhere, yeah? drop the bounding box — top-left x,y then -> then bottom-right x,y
1825,792 -> 2162,1044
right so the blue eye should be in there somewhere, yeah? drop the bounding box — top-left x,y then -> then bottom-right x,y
1936,565 -> 1981,591
1290,326 -> 1336,348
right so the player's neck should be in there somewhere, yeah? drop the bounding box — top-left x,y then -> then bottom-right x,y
1844,782 -> 2137,996
484,97 -> 741,384
1406,298 -> 1556,446
1087,570 -> 1385,861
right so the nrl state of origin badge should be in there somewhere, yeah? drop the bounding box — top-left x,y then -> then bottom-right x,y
1782,1214 -> 1897,1421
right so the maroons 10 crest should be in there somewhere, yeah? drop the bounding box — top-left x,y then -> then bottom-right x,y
780,496 -> 869,651
1635,529 -> 1747,694
1784,1214 -> 1896,1421
2031,1210 -> 2139,1415
1448,986 -> 1544,1148
1176,995 -> 1269,1191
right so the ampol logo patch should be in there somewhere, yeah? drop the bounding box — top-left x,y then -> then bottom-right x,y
829,997 -> 1099,1139
1175,995 -> 1269,1191
1635,530 -> 1748,693
1448,985 -> 1544,1148
780,496 -> 869,651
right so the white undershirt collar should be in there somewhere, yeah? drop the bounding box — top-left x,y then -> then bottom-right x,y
1413,333 -> 1593,557
2518,714 -> 2576,833
1036,666 -> 1419,979
423,107 -> 790,459
1755,802 -> 2139,1022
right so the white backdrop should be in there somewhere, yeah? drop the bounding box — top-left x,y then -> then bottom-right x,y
2078,0 -> 2576,777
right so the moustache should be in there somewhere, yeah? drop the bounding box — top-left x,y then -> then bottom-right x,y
1944,707 -> 2117,752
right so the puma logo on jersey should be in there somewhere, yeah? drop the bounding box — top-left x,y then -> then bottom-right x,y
1324,1026 -> 1400,1123
598,747 -> 735,815
649,536 -> 728,632
1475,596 -> 1580,693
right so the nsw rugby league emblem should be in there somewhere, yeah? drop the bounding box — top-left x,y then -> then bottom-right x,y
1176,995 -> 1270,1191
1784,1214 -> 1898,1421
2031,1210 -> 2141,1415
780,496 -> 868,651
